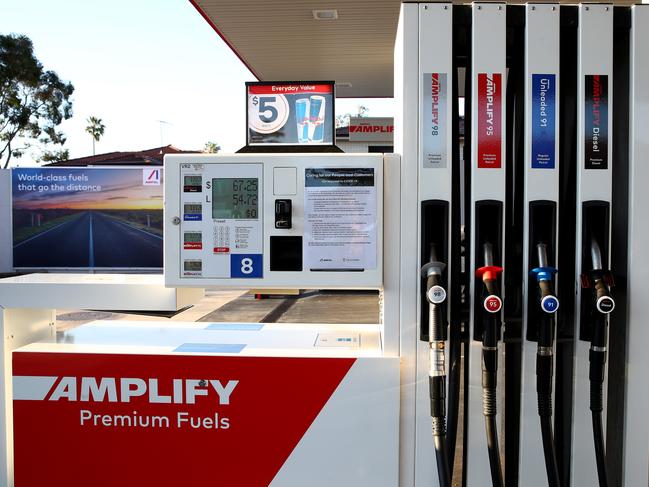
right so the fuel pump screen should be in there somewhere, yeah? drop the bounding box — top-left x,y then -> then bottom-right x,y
211,178 -> 259,219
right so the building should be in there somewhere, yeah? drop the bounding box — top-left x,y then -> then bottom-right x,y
45,145 -> 198,167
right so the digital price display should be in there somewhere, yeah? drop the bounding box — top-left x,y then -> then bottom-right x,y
184,175 -> 202,193
183,260 -> 202,272
183,231 -> 202,250
183,202 -> 202,221
212,178 -> 259,220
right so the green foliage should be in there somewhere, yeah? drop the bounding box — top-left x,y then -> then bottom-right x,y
85,116 -> 105,142
85,116 -> 105,155
0,34 -> 74,168
203,141 -> 221,153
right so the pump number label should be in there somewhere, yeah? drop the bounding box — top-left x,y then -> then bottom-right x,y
532,74 -> 556,169
477,73 -> 502,169
230,254 -> 263,278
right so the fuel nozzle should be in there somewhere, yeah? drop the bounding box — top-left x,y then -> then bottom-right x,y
420,244 -> 449,466
531,243 -> 559,315
476,242 -> 503,315
588,239 -> 615,315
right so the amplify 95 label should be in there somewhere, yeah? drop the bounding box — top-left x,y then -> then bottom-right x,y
585,75 -> 608,170
422,73 -> 447,168
477,73 -> 502,169
532,74 -> 556,169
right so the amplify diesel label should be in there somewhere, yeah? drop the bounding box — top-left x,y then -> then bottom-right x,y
13,352 -> 355,486
585,75 -> 609,170
478,73 -> 502,169
422,73 -> 447,168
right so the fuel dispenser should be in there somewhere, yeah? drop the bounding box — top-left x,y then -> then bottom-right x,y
4,2 -> 649,486
571,6 -> 615,486
518,5 -> 562,487
396,2 -> 645,487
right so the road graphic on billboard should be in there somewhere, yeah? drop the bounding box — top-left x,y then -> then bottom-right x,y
12,168 -> 163,269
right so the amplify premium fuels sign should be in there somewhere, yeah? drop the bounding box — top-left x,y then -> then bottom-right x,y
477,73 -> 503,169
13,352 -> 355,486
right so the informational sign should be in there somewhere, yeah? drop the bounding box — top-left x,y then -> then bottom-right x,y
477,73 -> 502,169
246,82 -> 335,146
304,168 -> 377,270
585,74 -> 609,170
349,117 -> 394,143
11,167 -> 163,269
422,73 -> 447,168
531,74 -> 556,169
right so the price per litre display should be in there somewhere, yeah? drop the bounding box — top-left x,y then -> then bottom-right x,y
210,178 -> 259,220
248,94 -> 289,134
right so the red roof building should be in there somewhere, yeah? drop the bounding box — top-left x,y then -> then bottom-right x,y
45,145 -> 199,167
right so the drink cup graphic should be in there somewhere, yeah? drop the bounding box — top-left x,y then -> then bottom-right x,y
295,98 -> 310,143
308,95 -> 326,143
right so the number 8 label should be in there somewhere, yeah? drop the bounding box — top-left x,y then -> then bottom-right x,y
241,258 -> 253,275
230,254 -> 263,278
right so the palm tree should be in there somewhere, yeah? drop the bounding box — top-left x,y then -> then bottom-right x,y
85,116 -> 105,155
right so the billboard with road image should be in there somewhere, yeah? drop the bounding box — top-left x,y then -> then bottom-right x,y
12,167 -> 163,269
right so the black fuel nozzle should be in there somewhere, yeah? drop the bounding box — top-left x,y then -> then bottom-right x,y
420,245 -> 448,424
582,238 -> 614,414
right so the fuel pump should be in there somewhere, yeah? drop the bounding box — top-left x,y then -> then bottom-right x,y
518,5 -> 562,486
421,245 -> 450,486
581,238 -> 615,486
571,5 -> 614,487
466,3 -> 507,486
531,243 -> 561,486
476,242 -> 505,486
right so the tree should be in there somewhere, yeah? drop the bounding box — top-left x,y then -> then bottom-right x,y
203,141 -> 221,153
85,116 -> 105,155
0,34 -> 74,168
335,104 -> 369,128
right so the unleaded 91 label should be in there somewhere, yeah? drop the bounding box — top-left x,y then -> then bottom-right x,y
531,74 -> 556,169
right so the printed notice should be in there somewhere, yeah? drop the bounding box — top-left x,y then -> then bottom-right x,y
304,168 -> 377,270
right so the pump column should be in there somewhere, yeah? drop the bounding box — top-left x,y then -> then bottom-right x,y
467,3 -> 507,486
571,5 -> 614,486
518,4 -> 561,487
415,4 -> 455,486
624,5 -> 649,485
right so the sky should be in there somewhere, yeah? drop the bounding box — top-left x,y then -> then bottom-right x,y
1,0 -> 395,166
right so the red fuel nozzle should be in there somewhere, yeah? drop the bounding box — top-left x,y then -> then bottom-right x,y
476,266 -> 503,282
